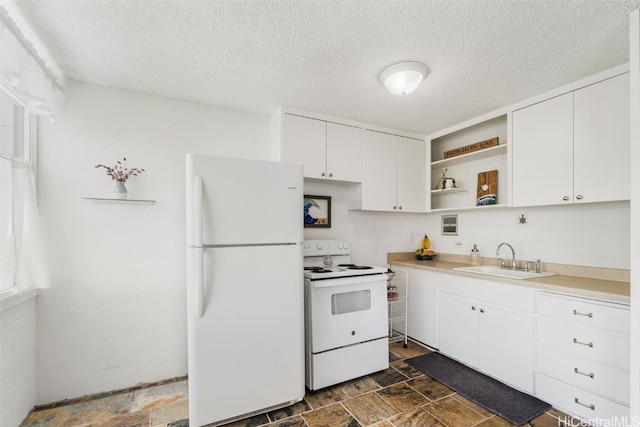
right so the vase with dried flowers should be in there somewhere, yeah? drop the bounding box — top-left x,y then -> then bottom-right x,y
95,157 -> 145,199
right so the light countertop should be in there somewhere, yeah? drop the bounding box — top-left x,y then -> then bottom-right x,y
388,252 -> 630,305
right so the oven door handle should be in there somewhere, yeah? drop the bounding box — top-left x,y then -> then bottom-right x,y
311,274 -> 387,289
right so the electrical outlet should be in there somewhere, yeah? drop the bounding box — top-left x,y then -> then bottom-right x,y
455,241 -> 463,248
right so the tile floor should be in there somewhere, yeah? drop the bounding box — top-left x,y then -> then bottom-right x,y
21,341 -> 568,427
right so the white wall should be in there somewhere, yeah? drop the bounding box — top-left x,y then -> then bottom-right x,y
0,294 -> 37,427
34,79 -> 631,406
36,81 -> 270,404
304,181 -> 630,270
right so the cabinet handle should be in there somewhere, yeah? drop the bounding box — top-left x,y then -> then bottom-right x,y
574,398 -> 595,411
398,206 -> 403,210
563,196 -> 570,201
328,172 -> 333,178
480,308 -> 485,313
576,195 -> 583,200
472,306 -> 476,311
393,206 -> 397,210
321,172 -> 326,177
573,338 -> 593,348
572,309 -> 593,318
574,368 -> 594,379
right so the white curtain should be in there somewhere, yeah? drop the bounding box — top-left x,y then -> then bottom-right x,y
1,6 -> 61,295
12,161 -> 50,293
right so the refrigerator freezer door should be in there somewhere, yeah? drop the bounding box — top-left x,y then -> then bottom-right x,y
187,244 -> 304,426
187,154 -> 303,246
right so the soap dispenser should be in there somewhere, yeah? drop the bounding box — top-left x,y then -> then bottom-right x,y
470,244 -> 480,266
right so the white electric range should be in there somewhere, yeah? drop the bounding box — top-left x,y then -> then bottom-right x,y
303,240 -> 389,390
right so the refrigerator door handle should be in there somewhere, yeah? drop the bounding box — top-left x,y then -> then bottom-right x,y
195,247 -> 204,318
194,175 -> 205,318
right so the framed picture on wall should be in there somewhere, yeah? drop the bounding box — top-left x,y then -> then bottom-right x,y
304,195 -> 331,228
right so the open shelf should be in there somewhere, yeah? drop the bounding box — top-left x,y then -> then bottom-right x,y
431,144 -> 507,169
83,197 -> 156,204
429,203 -> 508,213
431,188 -> 468,196
429,112 -> 508,212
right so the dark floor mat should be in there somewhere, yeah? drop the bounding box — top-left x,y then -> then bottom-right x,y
406,352 -> 550,425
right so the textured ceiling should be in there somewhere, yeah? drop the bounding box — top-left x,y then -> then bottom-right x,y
9,0 -> 640,135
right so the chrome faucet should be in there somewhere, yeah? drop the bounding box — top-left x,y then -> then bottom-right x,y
496,242 -> 516,270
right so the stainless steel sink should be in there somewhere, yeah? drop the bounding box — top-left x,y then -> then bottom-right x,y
452,265 -> 556,280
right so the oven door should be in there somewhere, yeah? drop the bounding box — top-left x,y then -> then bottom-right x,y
309,274 -> 387,354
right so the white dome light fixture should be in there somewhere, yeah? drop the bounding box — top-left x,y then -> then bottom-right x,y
379,61 -> 429,95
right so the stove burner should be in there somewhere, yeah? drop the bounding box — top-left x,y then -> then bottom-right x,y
304,266 -> 324,271
309,269 -> 333,273
338,264 -> 373,270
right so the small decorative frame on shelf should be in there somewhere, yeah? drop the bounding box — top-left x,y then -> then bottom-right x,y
304,195 -> 331,228
443,136 -> 499,159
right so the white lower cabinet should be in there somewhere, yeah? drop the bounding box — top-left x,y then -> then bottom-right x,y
535,292 -> 630,424
536,374 -> 629,425
400,267 -> 439,349
438,274 -> 535,393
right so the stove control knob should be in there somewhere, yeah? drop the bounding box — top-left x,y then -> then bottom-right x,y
316,243 -> 322,250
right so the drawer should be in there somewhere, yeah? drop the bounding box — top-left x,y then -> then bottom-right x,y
537,293 -> 630,333
537,317 -> 629,369
536,373 -> 629,425
537,346 -> 629,404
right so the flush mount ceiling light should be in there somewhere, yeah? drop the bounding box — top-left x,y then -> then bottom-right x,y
379,61 -> 429,95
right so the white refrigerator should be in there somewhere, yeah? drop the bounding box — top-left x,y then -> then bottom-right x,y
186,154 -> 305,427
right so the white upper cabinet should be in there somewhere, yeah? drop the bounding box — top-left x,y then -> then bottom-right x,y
360,130 -> 397,210
512,93 -> 574,207
283,114 -> 363,183
573,74 -> 630,203
512,73 -> 630,207
284,114 -> 326,178
356,130 -> 426,212
326,122 -> 364,183
397,136 -> 427,212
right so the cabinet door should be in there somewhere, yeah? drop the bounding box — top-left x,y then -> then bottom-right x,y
478,305 -> 534,393
396,137 -> 427,212
326,122 -> 363,183
405,268 -> 438,348
512,93 -> 574,207
283,114 -> 326,179
573,73 -> 630,203
438,292 -> 478,368
361,130 -> 398,211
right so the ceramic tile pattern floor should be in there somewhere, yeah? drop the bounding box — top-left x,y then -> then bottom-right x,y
20,341 -> 568,427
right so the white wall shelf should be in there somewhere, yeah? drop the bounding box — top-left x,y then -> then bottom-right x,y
431,188 -> 468,196
429,203 -> 508,214
83,197 -> 156,204
431,143 -> 507,169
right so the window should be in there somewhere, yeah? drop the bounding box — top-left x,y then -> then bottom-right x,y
0,88 -> 33,298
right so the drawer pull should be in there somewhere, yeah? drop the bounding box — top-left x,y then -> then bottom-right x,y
573,309 -> 593,318
573,338 -> 593,348
574,368 -> 594,379
574,397 -> 595,411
